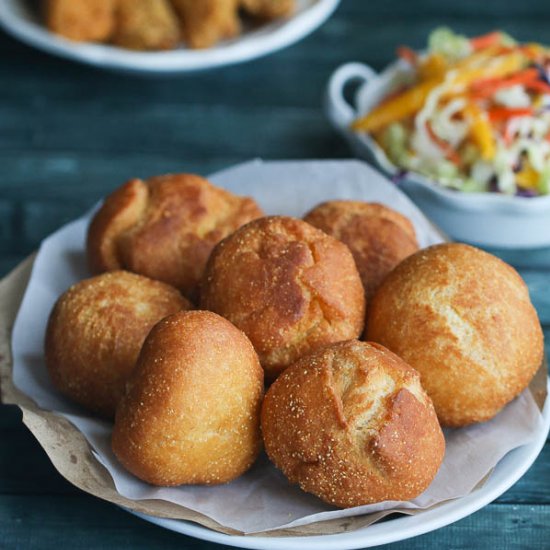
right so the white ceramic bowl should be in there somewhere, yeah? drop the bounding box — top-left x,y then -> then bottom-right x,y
325,61 -> 550,249
0,0 -> 340,73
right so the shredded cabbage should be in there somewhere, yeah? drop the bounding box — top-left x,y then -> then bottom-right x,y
382,123 -> 410,166
471,160 -> 494,185
538,166 -> 550,194
499,32 -> 517,47
460,178 -> 490,192
431,97 -> 468,146
494,85 -> 531,108
364,28 -> 550,196
428,27 -> 472,62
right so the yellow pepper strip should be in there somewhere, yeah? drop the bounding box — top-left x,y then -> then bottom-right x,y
465,103 -> 495,161
452,51 -> 525,89
418,53 -> 447,81
352,47 -> 526,134
516,165 -> 539,189
351,78 -> 441,132
521,43 -> 546,61
451,45 -> 504,75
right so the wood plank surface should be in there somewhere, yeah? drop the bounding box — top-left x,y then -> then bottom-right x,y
1,496 -> 549,549
1,0 -> 549,548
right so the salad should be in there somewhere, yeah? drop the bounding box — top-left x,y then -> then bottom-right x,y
352,28 -> 550,197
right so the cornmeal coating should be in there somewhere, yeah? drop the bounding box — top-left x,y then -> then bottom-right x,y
262,340 -> 445,508
45,271 -> 191,418
366,243 -> 544,427
112,310 -> 264,486
201,216 -> 365,381
304,201 -> 419,301
86,173 -> 263,301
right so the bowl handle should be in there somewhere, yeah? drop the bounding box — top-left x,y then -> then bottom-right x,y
325,62 -> 377,131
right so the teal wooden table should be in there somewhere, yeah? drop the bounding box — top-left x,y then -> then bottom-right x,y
1,1 -> 549,548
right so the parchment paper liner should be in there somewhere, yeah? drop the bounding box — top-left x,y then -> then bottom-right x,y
2,256 -> 547,538
1,160 -> 547,537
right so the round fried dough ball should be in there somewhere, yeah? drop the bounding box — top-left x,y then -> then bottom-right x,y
112,310 -> 264,486
262,340 -> 445,508
45,271 -> 191,418
304,201 -> 419,301
86,173 -> 263,300
200,216 -> 366,381
366,243 -> 544,427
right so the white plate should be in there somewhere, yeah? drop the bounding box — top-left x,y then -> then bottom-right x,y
0,0 -> 340,73
133,380 -> 550,550
120,162 -> 549,548
10,159 -> 549,547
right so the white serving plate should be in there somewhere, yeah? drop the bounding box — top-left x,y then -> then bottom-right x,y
8,159 -> 549,547
0,0 -> 340,73
325,61 -> 550,249
135,383 -> 550,549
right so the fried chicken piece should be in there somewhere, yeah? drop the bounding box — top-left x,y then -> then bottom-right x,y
170,0 -> 240,49
113,0 -> 180,51
44,0 -> 116,42
240,0 -> 294,20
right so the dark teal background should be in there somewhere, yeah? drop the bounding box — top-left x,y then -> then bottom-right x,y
1,1 -> 549,548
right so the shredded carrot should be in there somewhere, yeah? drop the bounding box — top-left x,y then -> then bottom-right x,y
519,43 -> 546,61
503,121 -> 515,146
487,107 -> 534,121
525,79 -> 550,95
470,31 -> 503,51
469,68 -> 539,97
396,46 -> 418,65
494,45 -> 518,56
452,51 -> 525,90
426,121 -> 461,164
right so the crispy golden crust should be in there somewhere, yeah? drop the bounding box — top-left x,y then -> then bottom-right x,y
261,340 -> 445,508
113,0 -> 180,51
170,0 -> 240,49
366,243 -> 544,427
86,173 -> 263,300
240,0 -> 294,19
111,310 -> 264,486
304,201 -> 419,301
45,0 -> 116,42
45,271 -> 191,418
200,216 -> 366,381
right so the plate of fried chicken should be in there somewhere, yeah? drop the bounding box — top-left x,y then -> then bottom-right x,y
0,0 -> 340,73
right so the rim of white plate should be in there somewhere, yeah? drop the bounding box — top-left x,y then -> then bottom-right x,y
127,377 -> 550,550
0,0 -> 341,73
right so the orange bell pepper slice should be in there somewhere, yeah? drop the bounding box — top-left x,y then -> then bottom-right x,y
487,107 -> 533,122
470,31 -> 504,51
465,103 -> 496,160
469,68 -> 539,97
351,78 -> 441,133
